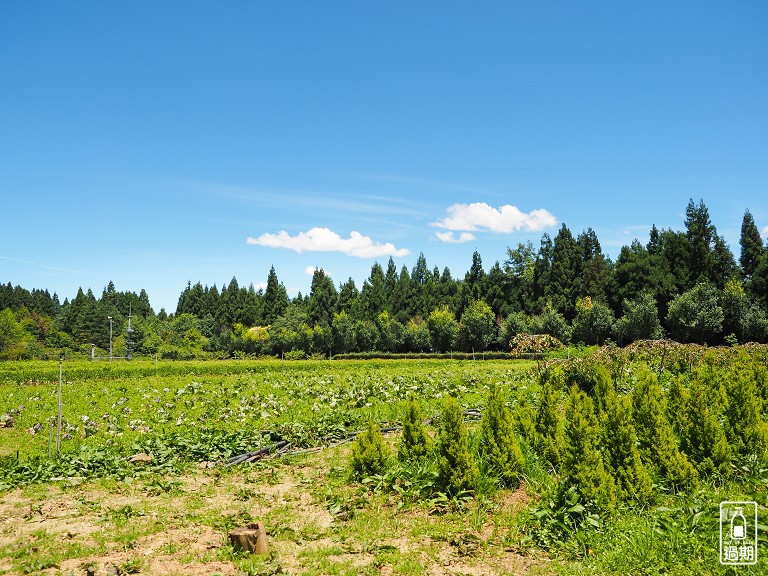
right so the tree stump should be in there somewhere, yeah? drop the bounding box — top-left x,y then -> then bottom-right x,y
228,521 -> 269,555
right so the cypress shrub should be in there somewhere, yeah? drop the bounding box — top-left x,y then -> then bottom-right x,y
685,367 -> 730,476
398,395 -> 431,463
350,420 -> 390,480
436,397 -> 478,496
534,368 -> 566,468
563,385 -> 617,512
480,383 -> 525,488
632,367 -> 698,491
724,356 -> 768,460
601,388 -> 654,504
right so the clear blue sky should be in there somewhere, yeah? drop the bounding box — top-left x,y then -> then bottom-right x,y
2,1 -> 767,313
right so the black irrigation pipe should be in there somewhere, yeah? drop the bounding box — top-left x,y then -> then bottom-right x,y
224,440 -> 291,467
223,409 -> 484,467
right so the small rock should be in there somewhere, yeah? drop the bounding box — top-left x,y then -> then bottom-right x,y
128,453 -> 153,464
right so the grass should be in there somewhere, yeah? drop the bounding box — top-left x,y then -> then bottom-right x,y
0,356 -> 766,575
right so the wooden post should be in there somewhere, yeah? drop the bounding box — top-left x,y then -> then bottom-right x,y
56,352 -> 63,452
229,522 -> 269,555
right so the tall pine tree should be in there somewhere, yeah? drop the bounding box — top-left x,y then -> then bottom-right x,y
740,210 -> 764,280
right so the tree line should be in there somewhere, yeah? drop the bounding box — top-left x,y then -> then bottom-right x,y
2,199 -> 768,359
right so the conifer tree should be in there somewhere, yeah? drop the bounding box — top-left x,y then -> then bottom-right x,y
480,383 -> 525,487
264,266 -> 288,324
685,368 -> 731,476
308,268 -> 337,327
685,198 -> 715,283
632,368 -> 698,491
437,397 -> 478,496
740,210 -> 764,280
359,262 -> 387,321
398,396 -> 431,462
534,369 -> 566,468
547,224 -> 583,320
563,385 -> 616,511
350,420 -> 390,480
533,234 -> 554,306
601,388 -> 654,503
336,278 -> 360,315
666,374 -> 692,443
724,356 -> 768,459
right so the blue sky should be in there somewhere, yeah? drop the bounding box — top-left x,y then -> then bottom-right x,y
2,2 -> 767,313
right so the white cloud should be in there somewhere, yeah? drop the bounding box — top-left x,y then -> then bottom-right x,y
247,227 -> 410,258
431,202 -> 557,234
435,231 -> 476,244
304,265 -> 332,277
762,225 -> 768,239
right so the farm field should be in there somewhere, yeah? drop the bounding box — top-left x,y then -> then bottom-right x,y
1,350 -> 767,575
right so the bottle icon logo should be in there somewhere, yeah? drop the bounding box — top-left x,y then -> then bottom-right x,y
720,501 -> 758,566
730,507 -> 746,539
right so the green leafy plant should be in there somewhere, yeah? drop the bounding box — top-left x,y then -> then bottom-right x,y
349,420 -> 390,480
436,397 -> 478,497
563,385 -> 616,512
397,395 -> 431,463
632,367 -> 698,491
534,368 -> 566,468
479,383 -> 525,488
601,387 -> 654,504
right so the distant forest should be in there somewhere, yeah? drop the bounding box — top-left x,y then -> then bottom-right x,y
2,200 -> 768,360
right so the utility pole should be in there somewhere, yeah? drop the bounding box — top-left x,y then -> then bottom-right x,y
126,307 -> 134,360
108,316 -> 113,361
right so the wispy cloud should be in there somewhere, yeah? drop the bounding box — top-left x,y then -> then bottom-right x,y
0,255 -> 99,276
172,177 -> 426,218
340,171 -> 493,196
247,227 -> 410,258
431,202 -> 557,240
435,231 -> 476,244
762,225 -> 768,239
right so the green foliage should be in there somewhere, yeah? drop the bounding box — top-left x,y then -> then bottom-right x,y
631,367 -> 698,491
0,308 -> 33,359
740,209 -> 764,279
563,360 -> 613,411
613,291 -> 663,345
530,303 -> 571,343
456,299 -> 496,352
666,282 -> 724,344
547,224 -> 583,321
682,364 -> 731,476
331,310 -> 356,354
349,420 -> 390,480
498,311 -> 529,348
479,383 -> 525,488
398,396 -> 431,463
563,385 -> 616,512
534,369 -> 566,468
684,198 -> 715,284
571,297 -> 615,345
436,397 -> 478,496
723,355 -> 768,460
307,268 -> 337,328
426,305 -> 457,353
601,388 -> 654,504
